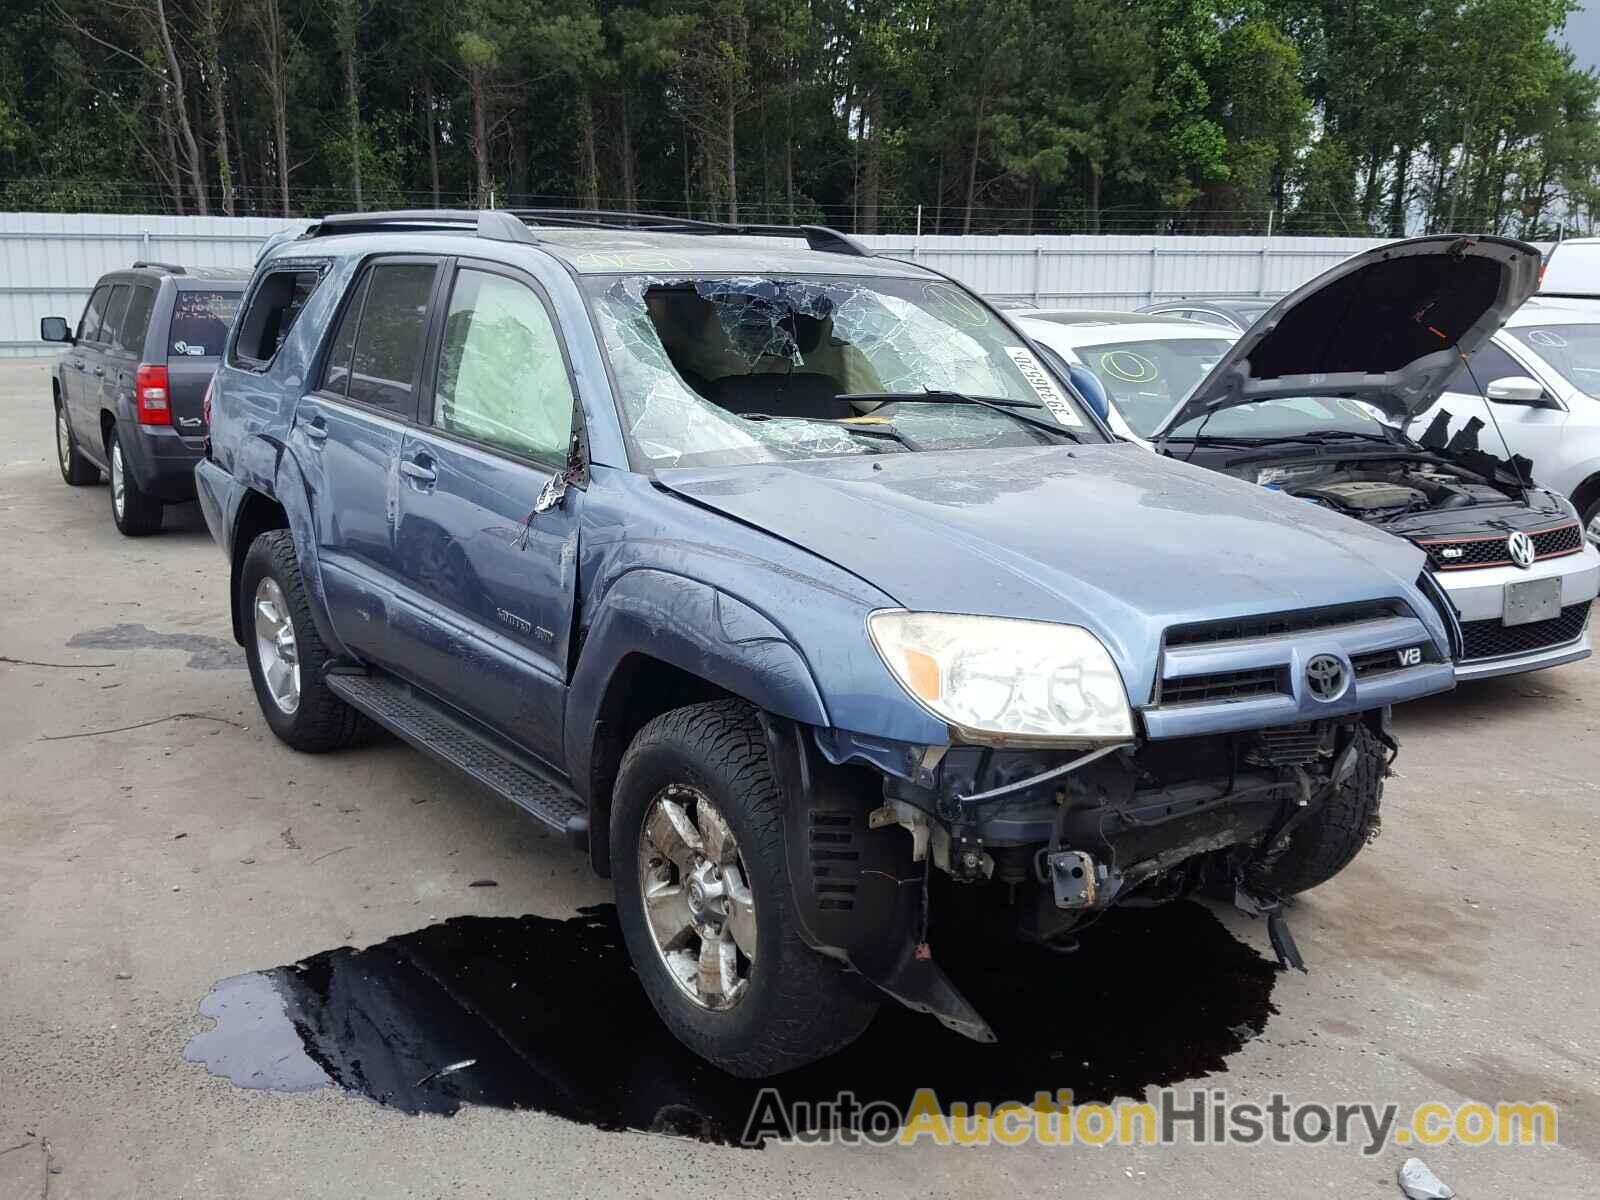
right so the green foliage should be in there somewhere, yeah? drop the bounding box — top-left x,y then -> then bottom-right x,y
0,0 -> 1594,233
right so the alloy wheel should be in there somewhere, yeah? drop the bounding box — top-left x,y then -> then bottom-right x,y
253,576 -> 301,714
637,784 -> 757,1010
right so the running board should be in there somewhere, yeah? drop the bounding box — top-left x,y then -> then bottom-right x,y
325,669 -> 589,850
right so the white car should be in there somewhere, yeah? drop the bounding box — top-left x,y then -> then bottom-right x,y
1422,297 -> 1600,527
1018,240 -> 1600,683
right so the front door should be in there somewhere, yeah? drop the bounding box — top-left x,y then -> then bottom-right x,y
289,256 -> 442,670
391,262 -> 583,767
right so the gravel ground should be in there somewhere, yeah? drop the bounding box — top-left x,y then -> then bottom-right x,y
2,355 -> 1595,1198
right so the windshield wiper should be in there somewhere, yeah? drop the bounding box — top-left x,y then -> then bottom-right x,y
837,390 -> 1082,442
739,412 -> 920,452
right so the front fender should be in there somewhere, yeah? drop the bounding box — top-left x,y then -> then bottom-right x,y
563,569 -> 830,795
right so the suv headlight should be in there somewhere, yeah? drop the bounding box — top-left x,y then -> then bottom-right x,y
867,610 -> 1134,746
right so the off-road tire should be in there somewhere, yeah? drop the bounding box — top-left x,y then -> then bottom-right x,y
611,699 -> 880,1077
1248,723 -> 1385,895
107,427 -> 163,535
240,529 -> 367,752
55,400 -> 98,485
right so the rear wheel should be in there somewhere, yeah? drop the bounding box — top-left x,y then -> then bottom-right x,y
1248,724 -> 1385,895
240,529 -> 367,752
55,401 -> 98,486
611,699 -> 878,1077
107,428 -> 162,535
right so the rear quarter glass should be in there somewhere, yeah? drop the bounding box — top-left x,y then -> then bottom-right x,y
170,290 -> 243,358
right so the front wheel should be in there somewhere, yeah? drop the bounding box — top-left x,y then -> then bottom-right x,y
611,699 -> 879,1077
55,401 -> 99,486
1248,723 -> 1385,895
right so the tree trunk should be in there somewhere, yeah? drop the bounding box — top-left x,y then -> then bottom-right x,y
1088,160 -> 1101,234
963,92 -> 987,235
860,87 -> 882,234
784,87 -> 795,223
231,95 -> 250,213
153,0 -> 209,214
578,84 -> 600,209
682,117 -> 692,216
1388,143 -> 1411,237
470,65 -> 490,203
338,0 -> 362,209
619,94 -> 636,209
161,94 -> 185,215
725,87 -> 739,222
422,80 -> 440,207
251,0 -> 293,216
201,0 -> 233,215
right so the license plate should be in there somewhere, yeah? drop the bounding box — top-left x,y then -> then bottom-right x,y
1504,576 -> 1562,626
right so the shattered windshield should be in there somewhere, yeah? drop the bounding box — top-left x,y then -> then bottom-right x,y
583,274 -> 1100,468
1504,323 -> 1600,397
1073,336 -> 1235,435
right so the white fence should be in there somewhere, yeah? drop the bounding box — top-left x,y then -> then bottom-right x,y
0,211 -> 1404,357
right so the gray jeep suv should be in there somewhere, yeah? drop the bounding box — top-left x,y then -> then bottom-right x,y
42,262 -> 248,534
199,210 -> 1458,1077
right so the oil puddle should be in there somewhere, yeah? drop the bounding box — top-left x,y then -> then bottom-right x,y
185,901 -> 1277,1146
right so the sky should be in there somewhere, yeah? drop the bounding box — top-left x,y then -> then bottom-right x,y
1568,2 -> 1599,72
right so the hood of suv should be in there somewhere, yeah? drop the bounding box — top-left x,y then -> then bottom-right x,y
658,443 -> 1447,705
1153,235 -> 1542,436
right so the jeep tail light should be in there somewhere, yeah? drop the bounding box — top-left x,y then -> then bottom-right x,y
136,364 -> 171,425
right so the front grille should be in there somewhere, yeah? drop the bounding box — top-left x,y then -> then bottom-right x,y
1165,600 -> 1408,647
1159,667 -> 1287,705
1419,522 -> 1582,570
1247,722 -> 1328,767
1351,648 -> 1408,678
1459,601 -> 1591,661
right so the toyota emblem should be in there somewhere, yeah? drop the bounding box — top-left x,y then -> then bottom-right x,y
1305,654 -> 1347,702
1507,531 -> 1536,569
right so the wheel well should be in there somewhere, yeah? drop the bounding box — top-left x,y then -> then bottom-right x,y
586,653 -> 740,876
1571,473 -> 1600,523
229,490 -> 290,645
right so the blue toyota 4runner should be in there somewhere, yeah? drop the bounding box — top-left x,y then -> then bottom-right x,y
198,210 -> 1458,1077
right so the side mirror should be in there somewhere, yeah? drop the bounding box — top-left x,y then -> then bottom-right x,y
39,316 -> 72,344
1485,375 -> 1549,406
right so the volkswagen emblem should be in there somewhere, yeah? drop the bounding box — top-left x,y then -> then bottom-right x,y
1507,531 -> 1536,569
1305,654 -> 1347,702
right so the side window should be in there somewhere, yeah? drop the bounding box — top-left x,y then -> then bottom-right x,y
1446,344 -> 1525,395
99,284 -> 133,349
231,266 -> 328,367
433,268 -> 575,461
117,286 -> 157,353
78,285 -> 112,342
347,262 -> 437,411
320,272 -> 371,398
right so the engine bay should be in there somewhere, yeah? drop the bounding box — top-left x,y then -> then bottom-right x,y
1286,463 -> 1519,518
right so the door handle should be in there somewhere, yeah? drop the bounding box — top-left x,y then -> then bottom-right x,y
92,366 -> 104,377
302,418 -> 329,445
71,359 -> 84,371
400,459 -> 437,485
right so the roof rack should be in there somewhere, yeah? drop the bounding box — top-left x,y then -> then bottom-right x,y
507,208 -> 872,256
303,208 -> 871,257
132,260 -> 186,274
305,209 -> 536,245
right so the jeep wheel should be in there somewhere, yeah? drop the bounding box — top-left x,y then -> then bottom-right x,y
1248,724 -> 1385,895
611,699 -> 879,1077
107,428 -> 162,535
240,529 -> 367,752
55,402 -> 99,486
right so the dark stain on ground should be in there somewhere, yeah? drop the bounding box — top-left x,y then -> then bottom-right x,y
67,623 -> 244,670
185,901 -> 1277,1146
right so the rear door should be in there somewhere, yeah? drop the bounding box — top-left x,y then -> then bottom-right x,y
162,286 -> 244,436
390,259 -> 583,765
289,256 -> 443,670
93,284 -> 137,432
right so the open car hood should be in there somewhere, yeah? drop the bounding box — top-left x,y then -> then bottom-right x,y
1152,235 -> 1542,437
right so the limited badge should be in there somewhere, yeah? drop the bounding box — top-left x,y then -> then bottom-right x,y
1004,347 -> 1082,426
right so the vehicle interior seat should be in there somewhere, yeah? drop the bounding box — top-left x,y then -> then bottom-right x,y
701,370 -> 852,419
